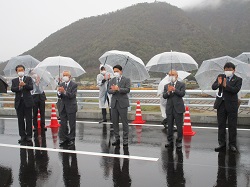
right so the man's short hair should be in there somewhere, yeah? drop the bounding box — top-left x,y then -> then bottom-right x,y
15,65 -> 25,71
62,70 -> 71,76
224,62 -> 235,70
100,66 -> 105,71
113,65 -> 122,71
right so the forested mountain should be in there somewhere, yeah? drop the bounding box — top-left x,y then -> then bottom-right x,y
187,0 -> 250,57
22,1 -> 249,79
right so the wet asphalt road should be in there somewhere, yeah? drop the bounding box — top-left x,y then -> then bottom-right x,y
0,118 -> 250,187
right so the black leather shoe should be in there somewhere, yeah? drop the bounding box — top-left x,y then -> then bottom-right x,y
99,119 -> 107,123
59,140 -> 68,147
67,141 -> 75,146
229,146 -> 237,152
176,142 -> 182,149
42,127 -> 47,131
215,145 -> 226,152
165,142 -> 174,148
33,128 -> 37,132
18,137 -> 26,144
112,139 -> 120,146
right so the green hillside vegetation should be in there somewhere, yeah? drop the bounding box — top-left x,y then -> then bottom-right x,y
23,2 -> 248,79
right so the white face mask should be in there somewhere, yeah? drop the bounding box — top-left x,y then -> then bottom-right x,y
62,76 -> 70,82
114,72 -> 120,78
169,76 -> 176,83
18,71 -> 24,77
224,71 -> 233,77
101,71 -> 106,75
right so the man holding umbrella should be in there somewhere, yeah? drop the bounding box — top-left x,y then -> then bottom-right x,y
163,70 -> 186,149
30,72 -> 47,132
108,65 -> 130,147
212,62 -> 242,152
11,65 -> 34,144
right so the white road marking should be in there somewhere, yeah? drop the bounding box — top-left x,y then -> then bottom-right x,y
0,143 -> 159,162
0,117 -> 249,131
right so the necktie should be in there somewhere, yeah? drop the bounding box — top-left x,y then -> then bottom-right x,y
65,83 -> 68,90
227,77 -> 230,84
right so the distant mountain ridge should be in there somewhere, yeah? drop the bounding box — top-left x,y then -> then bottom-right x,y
22,2 -> 249,79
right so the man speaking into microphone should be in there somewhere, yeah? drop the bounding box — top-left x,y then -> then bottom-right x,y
163,70 -> 186,149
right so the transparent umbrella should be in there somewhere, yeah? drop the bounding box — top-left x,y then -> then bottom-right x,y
235,63 -> 250,96
99,50 -> 150,82
235,52 -> 250,64
30,69 -> 57,91
3,55 -> 40,77
33,56 -> 86,84
195,56 -> 246,96
99,64 -> 114,75
146,51 -> 198,73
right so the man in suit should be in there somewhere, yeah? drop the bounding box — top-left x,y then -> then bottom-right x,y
163,70 -> 186,149
57,70 -> 78,147
11,65 -> 34,144
31,73 -> 47,132
108,65 -> 130,147
212,62 -> 242,152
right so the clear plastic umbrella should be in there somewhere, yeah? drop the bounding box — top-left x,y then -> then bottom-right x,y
195,56 -> 247,96
3,55 -> 40,77
33,56 -> 86,84
146,51 -> 198,73
30,69 -> 57,91
99,64 -> 114,75
157,71 -> 191,96
99,50 -> 150,82
235,52 -> 250,64
235,63 -> 250,95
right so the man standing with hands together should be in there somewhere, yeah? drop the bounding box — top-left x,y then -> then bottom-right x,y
57,71 -> 78,147
163,69 -> 186,149
108,65 -> 130,147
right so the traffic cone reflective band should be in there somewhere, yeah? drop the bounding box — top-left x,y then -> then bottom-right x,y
51,127 -> 59,148
183,106 -> 196,136
132,100 -> 146,124
47,104 -> 60,128
183,136 -> 192,159
37,110 -> 41,129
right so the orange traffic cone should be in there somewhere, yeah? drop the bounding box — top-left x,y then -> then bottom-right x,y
51,127 -> 59,148
183,136 -> 193,159
136,125 -> 142,144
47,104 -> 60,128
132,100 -> 146,124
183,106 -> 196,136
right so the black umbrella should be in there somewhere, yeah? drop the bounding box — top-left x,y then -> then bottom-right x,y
0,75 -> 8,93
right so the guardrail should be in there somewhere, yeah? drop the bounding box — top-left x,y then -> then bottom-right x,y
0,90 -> 249,110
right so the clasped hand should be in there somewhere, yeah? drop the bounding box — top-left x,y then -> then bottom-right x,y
111,84 -> 119,91
218,77 -> 227,87
58,86 -> 65,93
168,85 -> 175,92
19,81 -> 25,87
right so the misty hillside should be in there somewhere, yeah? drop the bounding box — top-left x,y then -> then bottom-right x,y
187,0 -> 250,57
23,2 -> 227,79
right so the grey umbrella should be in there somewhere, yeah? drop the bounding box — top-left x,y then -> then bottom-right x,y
99,50 -> 150,82
235,52 -> 250,64
3,55 -> 40,77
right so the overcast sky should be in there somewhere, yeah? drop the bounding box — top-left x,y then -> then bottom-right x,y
0,0 -> 208,62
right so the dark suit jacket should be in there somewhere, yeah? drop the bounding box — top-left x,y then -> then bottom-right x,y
57,81 -> 78,114
212,74 -> 242,113
32,92 -> 47,102
163,81 -> 186,114
11,76 -> 34,109
108,76 -> 130,109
